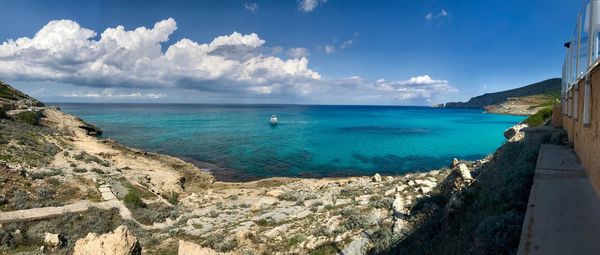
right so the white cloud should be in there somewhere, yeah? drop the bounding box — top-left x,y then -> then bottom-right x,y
0,18 -> 320,93
287,47 -> 310,58
340,40 -> 353,49
244,2 -> 259,13
426,9 -> 449,21
64,88 -> 166,99
298,0 -> 326,12
0,18 -> 457,105
324,45 -> 335,54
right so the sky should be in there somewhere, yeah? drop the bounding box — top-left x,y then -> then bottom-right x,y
0,0 -> 580,105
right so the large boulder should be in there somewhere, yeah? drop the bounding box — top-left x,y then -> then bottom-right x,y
73,225 -> 141,255
503,123 -> 528,141
457,164 -> 473,183
372,173 -> 382,182
44,233 -> 64,250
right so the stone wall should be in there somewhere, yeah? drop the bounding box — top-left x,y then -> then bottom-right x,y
563,66 -> 600,196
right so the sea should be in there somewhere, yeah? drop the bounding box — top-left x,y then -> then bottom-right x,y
53,103 -> 525,181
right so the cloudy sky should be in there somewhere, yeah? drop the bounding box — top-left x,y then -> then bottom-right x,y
0,0 -> 577,105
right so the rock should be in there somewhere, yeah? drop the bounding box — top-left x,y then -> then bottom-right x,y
356,195 -> 372,206
384,188 -> 396,196
73,225 -> 141,255
266,189 -> 284,197
384,176 -> 394,182
457,164 -> 473,183
451,158 -> 460,168
335,198 -> 352,206
250,203 -> 262,212
44,233 -> 64,249
372,173 -> 382,182
414,179 -> 436,187
393,219 -> 407,235
408,180 -> 416,186
392,196 -> 408,215
178,240 -> 227,255
504,123 -> 528,141
341,234 -> 371,255
418,186 -> 433,194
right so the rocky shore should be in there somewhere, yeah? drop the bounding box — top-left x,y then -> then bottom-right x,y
0,81 -> 547,254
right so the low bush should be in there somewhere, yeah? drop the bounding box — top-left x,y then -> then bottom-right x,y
123,188 -> 145,209
14,111 -> 42,125
524,107 -> 553,127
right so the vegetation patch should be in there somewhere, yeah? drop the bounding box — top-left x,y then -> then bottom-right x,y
524,107 -> 553,126
14,111 -> 42,126
0,207 -> 124,252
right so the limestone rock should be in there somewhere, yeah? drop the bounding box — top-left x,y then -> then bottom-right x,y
414,179 -> 436,187
451,158 -> 459,168
384,176 -> 394,182
504,123 -> 528,141
457,164 -> 473,183
266,189 -> 284,197
73,225 -> 141,255
178,240 -> 227,255
372,173 -> 382,182
392,196 -> 408,215
393,219 -> 407,235
44,233 -> 63,249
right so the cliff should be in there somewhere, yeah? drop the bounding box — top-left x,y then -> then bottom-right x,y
444,78 -> 561,110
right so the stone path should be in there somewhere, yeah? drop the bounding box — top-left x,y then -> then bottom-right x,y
0,184 -> 173,230
517,144 -> 600,255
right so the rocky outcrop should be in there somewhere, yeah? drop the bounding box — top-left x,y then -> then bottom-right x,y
504,123 -> 528,141
0,81 -> 44,110
44,233 -> 64,250
73,225 -> 141,255
178,240 -> 229,255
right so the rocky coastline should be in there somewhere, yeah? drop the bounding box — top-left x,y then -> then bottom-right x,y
0,81 -> 547,254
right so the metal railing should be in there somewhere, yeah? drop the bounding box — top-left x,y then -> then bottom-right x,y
562,0 -> 596,125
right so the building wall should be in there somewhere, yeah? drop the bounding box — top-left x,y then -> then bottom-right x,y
563,67 -> 600,194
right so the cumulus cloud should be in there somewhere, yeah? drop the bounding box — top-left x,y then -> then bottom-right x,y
309,75 -> 457,103
287,47 -> 310,58
244,2 -> 259,13
426,9 -> 449,21
298,0 -> 326,12
0,18 -> 320,93
0,18 -> 457,105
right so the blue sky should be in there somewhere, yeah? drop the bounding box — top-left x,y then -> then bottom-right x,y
0,0 -> 580,105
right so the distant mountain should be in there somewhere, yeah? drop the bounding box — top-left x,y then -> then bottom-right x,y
444,78 -> 561,109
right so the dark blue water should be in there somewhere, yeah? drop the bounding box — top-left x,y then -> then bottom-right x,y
54,103 -> 524,181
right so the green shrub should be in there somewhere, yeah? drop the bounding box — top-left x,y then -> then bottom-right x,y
167,192 -> 179,205
524,107 -> 553,127
124,188 -> 145,209
14,111 -> 42,125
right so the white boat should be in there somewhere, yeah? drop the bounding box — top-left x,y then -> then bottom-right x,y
270,115 -> 278,125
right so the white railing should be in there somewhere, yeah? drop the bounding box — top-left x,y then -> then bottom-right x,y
563,0 -> 596,126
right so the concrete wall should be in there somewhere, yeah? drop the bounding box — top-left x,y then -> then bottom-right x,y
563,66 -> 600,195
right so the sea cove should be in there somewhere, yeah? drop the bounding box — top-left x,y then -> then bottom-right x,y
55,103 -> 525,181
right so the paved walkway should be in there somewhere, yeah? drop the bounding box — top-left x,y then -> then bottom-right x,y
517,144 -> 600,255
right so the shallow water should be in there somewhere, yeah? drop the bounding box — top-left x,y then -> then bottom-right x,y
54,103 -> 525,181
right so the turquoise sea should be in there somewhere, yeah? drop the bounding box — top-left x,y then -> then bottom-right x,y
54,104 -> 525,181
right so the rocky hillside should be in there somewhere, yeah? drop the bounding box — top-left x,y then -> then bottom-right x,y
444,78 -> 561,112
0,81 -> 44,110
0,81 -> 559,254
